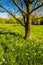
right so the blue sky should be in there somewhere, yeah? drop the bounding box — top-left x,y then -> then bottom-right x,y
0,0 -> 43,18
0,12 -> 8,18
0,0 -> 19,18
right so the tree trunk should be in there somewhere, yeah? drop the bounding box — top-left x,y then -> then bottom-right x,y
24,4 -> 32,40
24,14 -> 31,40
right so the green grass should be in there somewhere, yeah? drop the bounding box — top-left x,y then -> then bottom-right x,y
0,23 -> 43,65
31,25 -> 43,39
0,23 -> 43,39
0,34 -> 43,65
0,23 -> 24,36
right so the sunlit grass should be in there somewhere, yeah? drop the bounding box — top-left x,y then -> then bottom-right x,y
0,23 -> 43,39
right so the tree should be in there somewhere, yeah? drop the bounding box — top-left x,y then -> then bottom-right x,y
0,0 -> 43,40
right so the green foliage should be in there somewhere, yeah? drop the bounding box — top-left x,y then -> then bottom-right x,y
0,18 -> 6,23
0,18 -> 17,24
32,16 -> 43,25
32,19 -> 41,25
0,27 -> 43,65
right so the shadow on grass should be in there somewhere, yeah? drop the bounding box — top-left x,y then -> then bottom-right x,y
0,28 -> 23,38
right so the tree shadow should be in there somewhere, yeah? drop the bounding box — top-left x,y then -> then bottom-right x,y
0,28 -> 23,38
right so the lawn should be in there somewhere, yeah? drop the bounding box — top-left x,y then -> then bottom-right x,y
0,23 -> 43,39
0,23 -> 43,65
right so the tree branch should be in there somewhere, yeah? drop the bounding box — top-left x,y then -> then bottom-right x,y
15,10 -> 20,13
0,10 -> 6,12
13,0 -> 27,15
30,0 -> 34,4
33,0 -> 37,8
29,3 -> 43,14
0,5 -> 24,27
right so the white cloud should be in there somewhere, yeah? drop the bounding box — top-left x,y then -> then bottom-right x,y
0,12 -> 8,18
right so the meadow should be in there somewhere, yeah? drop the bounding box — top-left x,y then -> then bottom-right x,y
0,23 -> 43,39
0,23 -> 43,65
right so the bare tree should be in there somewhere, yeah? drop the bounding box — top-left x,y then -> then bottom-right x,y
0,0 -> 43,40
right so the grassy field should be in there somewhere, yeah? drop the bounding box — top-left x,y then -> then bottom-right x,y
0,23 -> 43,65
0,23 -> 43,39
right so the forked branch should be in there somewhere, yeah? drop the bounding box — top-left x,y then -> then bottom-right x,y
29,3 -> 43,14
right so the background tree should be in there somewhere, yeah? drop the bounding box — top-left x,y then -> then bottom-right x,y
0,0 -> 43,40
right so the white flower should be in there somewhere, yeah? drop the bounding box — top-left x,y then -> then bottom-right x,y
38,51 -> 41,54
33,50 -> 35,52
2,51 -> 4,54
28,57 -> 30,60
26,53 -> 29,56
26,50 -> 28,52
15,55 -> 17,57
34,52 -> 36,55
5,61 -> 7,64
7,49 -> 9,52
2,58 -> 5,62
18,36 -> 20,38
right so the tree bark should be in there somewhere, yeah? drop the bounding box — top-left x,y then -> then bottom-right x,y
24,4 -> 32,40
24,14 -> 31,40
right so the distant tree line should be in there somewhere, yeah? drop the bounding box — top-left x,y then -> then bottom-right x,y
0,16 -> 43,25
0,18 -> 17,24
32,16 -> 43,25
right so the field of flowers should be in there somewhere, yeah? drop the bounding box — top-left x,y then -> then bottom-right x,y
0,24 -> 43,65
